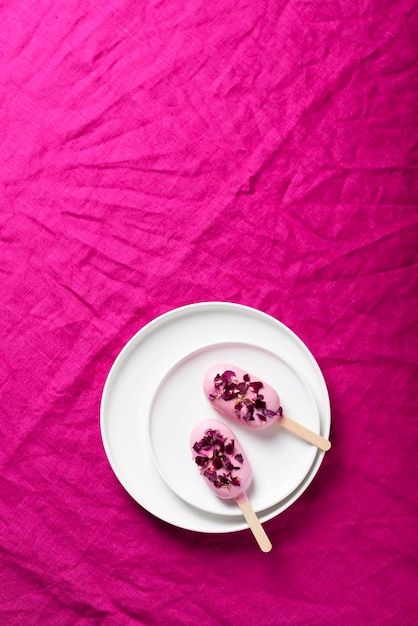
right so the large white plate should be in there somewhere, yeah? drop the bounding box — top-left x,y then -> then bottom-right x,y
148,342 -> 320,516
100,302 -> 331,533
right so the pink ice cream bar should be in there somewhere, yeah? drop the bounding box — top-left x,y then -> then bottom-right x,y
190,418 -> 272,552
203,363 -> 282,430
190,419 -> 252,500
204,363 -> 331,451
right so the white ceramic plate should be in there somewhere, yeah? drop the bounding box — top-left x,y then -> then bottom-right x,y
100,302 -> 331,533
148,342 -> 320,516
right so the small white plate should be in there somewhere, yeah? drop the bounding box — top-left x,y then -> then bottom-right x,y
100,302 -> 331,533
148,342 -> 320,516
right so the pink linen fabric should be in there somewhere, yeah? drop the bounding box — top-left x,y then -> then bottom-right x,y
1,0 -> 417,624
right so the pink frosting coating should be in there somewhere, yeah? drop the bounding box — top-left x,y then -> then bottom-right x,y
190,419 -> 252,500
203,363 -> 281,430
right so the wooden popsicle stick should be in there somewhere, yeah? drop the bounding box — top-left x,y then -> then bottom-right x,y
236,495 -> 272,553
279,414 -> 331,451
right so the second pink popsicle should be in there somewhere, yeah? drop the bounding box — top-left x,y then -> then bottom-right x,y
204,363 -> 331,451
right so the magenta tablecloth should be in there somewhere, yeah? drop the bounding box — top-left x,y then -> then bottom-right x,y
1,1 -> 417,624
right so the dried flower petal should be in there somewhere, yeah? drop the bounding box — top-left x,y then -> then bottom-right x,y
213,457 -> 223,470
237,382 -> 249,394
249,381 -> 263,393
222,370 -> 237,383
254,397 -> 266,410
224,440 -> 235,454
204,468 -> 217,482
